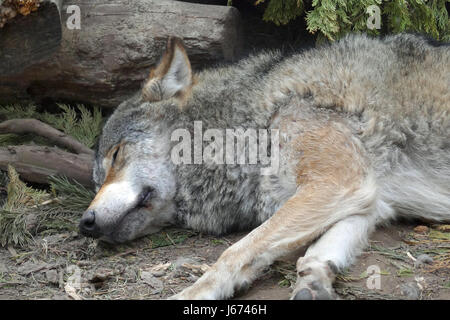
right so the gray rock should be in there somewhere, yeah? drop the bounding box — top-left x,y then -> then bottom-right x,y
0,262 -> 7,274
0,0 -> 243,108
414,254 -> 434,268
399,282 -> 421,300
124,266 -> 138,282
45,269 -> 59,285
86,268 -> 115,289
18,261 -> 53,275
140,271 -> 164,294
417,254 -> 433,264
24,213 -> 39,232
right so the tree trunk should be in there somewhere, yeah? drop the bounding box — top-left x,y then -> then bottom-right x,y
0,0 -> 243,108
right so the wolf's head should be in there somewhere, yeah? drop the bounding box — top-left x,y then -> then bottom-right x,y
79,38 -> 194,243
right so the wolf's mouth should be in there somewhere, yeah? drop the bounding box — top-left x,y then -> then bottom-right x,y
96,187 -> 156,242
137,186 -> 155,208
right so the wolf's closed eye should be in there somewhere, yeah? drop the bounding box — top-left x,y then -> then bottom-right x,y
111,146 -> 119,166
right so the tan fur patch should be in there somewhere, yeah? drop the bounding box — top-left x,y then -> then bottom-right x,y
88,143 -> 126,208
294,124 -> 366,188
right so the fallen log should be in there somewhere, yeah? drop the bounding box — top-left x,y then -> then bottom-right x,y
0,0 -> 243,108
0,145 -> 93,187
0,117 -> 94,186
0,119 -> 94,155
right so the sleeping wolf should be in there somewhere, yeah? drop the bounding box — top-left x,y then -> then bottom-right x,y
79,34 -> 450,299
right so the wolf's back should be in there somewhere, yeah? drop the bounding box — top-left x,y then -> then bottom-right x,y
261,33 -> 450,223
166,34 -> 450,229
188,33 -> 450,225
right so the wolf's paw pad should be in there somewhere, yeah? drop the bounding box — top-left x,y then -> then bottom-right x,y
292,281 -> 335,300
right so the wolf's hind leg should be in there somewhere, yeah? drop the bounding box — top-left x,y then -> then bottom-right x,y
293,196 -> 396,299
292,214 -> 377,300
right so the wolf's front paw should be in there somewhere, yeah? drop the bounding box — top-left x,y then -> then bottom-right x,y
292,280 -> 336,300
291,258 -> 338,300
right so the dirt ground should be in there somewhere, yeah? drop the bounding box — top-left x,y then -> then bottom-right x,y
0,219 -> 448,300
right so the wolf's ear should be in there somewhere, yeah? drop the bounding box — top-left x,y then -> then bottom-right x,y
142,37 -> 193,102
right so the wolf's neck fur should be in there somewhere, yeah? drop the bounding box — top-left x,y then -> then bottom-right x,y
171,51 -> 296,234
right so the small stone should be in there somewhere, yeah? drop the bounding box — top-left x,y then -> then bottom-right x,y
124,266 -> 138,282
45,269 -> 59,285
294,288 -> 313,300
152,270 -> 166,277
413,225 -> 429,234
399,282 -> 421,300
414,254 -> 434,268
140,271 -> 164,294
76,260 -> 91,267
18,261 -> 49,275
25,213 -> 39,232
0,262 -> 8,274
87,268 -> 114,289
417,254 -> 433,264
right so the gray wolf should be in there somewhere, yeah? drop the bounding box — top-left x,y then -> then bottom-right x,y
79,34 -> 450,299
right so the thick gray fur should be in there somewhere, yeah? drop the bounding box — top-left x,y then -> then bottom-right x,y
93,33 -> 449,242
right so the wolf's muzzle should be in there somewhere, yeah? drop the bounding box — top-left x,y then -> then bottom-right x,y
79,210 -> 101,238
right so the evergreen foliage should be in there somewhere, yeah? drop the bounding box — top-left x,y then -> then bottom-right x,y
0,103 -> 100,247
0,103 -> 103,148
256,0 -> 449,41
0,167 -> 94,247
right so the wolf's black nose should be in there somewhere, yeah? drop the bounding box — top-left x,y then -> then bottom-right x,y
79,210 -> 100,238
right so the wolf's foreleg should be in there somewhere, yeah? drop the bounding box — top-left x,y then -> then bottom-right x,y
171,177 -> 376,299
169,190 -> 327,300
